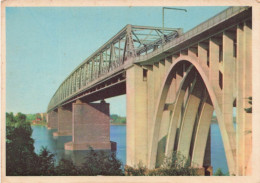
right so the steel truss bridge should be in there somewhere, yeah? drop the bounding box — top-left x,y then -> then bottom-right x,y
47,7 -> 252,176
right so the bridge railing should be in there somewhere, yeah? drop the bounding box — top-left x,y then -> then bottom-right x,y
135,6 -> 249,63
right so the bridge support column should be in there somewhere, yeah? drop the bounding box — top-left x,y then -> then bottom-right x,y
126,64 -> 148,167
221,31 -> 237,175
192,96 -> 213,168
177,79 -> 203,159
47,110 -> 58,129
236,21 -> 252,175
53,106 -> 72,136
64,100 -> 111,150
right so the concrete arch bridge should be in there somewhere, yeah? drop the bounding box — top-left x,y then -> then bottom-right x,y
47,7 -> 252,176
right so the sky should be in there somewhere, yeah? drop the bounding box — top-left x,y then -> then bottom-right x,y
6,6 -> 229,116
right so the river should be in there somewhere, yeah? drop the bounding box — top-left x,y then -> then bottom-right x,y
31,123 -> 228,174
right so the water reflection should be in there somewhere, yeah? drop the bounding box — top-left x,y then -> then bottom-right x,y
32,125 -> 126,166
32,124 -> 228,174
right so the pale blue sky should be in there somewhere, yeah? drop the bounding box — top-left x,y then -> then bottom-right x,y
6,6 -> 228,116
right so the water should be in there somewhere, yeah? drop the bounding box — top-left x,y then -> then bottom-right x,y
32,124 -> 228,174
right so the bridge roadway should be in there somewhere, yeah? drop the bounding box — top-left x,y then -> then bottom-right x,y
47,7 -> 252,176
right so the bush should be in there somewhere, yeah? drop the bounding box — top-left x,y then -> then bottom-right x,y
80,147 -> 124,176
55,158 -> 80,176
36,147 -> 55,175
125,162 -> 147,176
214,168 -> 229,176
125,151 -> 198,176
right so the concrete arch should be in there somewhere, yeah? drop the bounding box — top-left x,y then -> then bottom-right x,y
164,65 -> 197,158
148,55 -> 236,174
176,75 -> 204,160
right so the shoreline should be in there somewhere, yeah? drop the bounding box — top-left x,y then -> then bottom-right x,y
31,123 -> 126,127
30,124 -> 47,127
110,123 -> 126,126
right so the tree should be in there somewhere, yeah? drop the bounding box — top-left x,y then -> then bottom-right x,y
81,147 -> 124,176
35,113 -> 42,120
6,112 -> 15,125
55,158 -> 80,176
36,147 -> 55,175
6,112 -> 38,175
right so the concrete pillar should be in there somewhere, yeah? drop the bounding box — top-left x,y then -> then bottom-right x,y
221,31 -> 237,174
126,64 -> 148,166
164,57 -> 172,73
198,42 -> 209,76
53,106 -> 72,136
156,59 -> 171,166
204,128 -> 211,167
147,66 -> 154,158
166,57 -> 176,103
64,100 -> 111,150
153,63 -> 160,106
243,21 -> 252,176
177,79 -> 203,159
209,38 -> 222,109
192,97 -> 214,167
47,110 -> 58,129
156,110 -> 170,166
236,21 -> 252,175
188,47 -> 198,58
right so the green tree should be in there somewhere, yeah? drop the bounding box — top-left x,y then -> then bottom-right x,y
55,158 -> 80,176
81,147 -> 124,176
36,147 -> 55,175
110,114 -> 126,124
6,112 -> 15,125
35,113 -> 42,120
25,113 -> 36,121
6,112 -> 38,175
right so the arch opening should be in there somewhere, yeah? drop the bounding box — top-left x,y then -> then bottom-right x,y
148,55 -> 236,175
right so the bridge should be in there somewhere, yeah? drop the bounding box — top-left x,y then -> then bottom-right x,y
47,6 -> 252,176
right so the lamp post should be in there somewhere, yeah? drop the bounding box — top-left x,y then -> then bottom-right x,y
162,7 -> 187,35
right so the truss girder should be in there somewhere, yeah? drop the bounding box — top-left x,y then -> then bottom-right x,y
47,25 -> 181,111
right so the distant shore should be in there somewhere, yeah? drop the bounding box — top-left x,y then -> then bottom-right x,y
111,123 -> 126,126
30,123 -> 47,127
30,123 -> 125,126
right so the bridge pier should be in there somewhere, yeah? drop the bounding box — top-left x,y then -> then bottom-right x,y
65,100 -> 112,150
126,64 -> 148,167
53,106 -> 72,136
47,110 -> 58,129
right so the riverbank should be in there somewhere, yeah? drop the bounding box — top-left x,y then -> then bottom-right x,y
31,123 -> 47,127
111,123 -> 126,126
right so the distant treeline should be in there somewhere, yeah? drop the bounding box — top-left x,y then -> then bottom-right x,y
26,113 -> 126,125
26,113 -> 46,121
25,113 -> 47,126
110,114 -> 126,125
